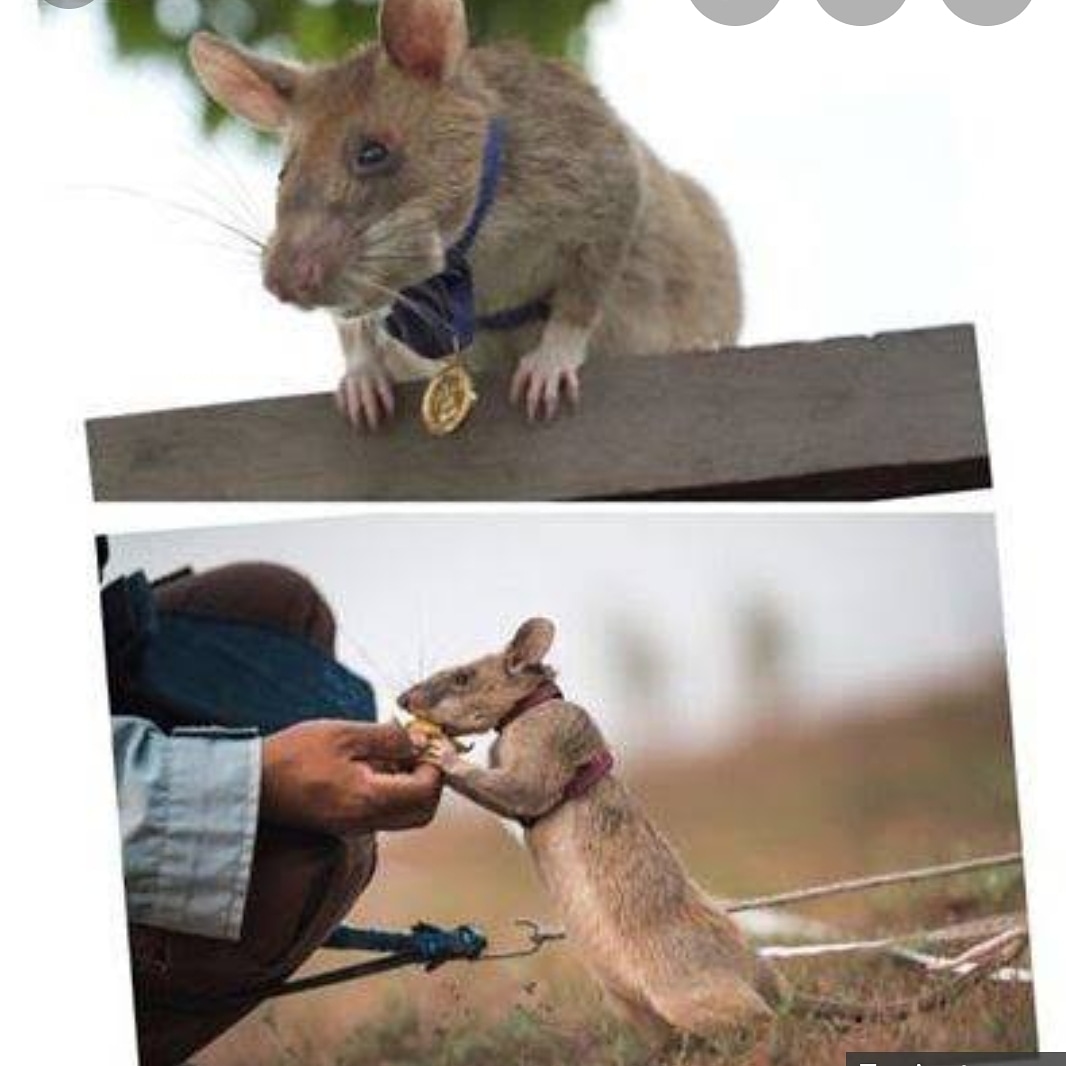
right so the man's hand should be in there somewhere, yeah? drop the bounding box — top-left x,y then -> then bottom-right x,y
260,721 -> 442,836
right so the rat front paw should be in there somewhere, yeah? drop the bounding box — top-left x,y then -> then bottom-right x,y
510,348 -> 583,422
335,363 -> 396,431
423,737 -> 462,772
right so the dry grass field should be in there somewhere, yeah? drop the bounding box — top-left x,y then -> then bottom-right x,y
200,663 -> 1036,1065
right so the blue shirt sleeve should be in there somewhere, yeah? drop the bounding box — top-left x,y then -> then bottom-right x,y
112,716 -> 262,942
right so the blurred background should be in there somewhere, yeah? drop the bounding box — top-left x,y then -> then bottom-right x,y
104,513 -> 1033,1061
107,512 -> 1006,750
39,0 -> 977,418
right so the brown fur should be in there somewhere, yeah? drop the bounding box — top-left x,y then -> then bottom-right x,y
401,619 -> 1019,1057
189,0 -> 741,425
399,620 -> 779,1059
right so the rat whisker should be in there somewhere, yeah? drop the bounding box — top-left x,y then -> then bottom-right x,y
129,75 -> 272,237
165,154 -> 268,237
80,183 -> 268,252
189,144 -> 272,237
354,252 -> 444,270
335,622 -> 410,701
188,236 -> 262,268
339,269 -> 454,344
182,174 -> 269,246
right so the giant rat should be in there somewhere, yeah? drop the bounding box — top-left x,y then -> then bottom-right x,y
399,619 -> 1022,1059
189,0 -> 741,429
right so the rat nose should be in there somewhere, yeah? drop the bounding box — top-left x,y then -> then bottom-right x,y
264,248 -> 329,308
397,690 -> 412,711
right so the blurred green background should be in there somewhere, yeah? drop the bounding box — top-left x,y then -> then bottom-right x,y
43,0 -> 611,133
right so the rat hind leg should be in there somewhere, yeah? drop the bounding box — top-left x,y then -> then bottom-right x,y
647,974 -> 774,1064
604,988 -> 675,1050
673,1040 -> 772,1066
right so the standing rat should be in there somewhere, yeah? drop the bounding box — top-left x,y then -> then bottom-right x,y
189,0 -> 741,429
399,619 -> 1023,1059
399,618 -> 777,1059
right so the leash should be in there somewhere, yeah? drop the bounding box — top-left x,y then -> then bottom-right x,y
153,918 -> 563,1011
264,923 -> 488,1001
267,919 -> 563,1001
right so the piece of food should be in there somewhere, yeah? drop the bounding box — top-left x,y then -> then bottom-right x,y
406,717 -> 446,747
404,717 -> 473,755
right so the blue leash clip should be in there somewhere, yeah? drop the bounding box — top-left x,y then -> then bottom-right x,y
325,922 -> 488,971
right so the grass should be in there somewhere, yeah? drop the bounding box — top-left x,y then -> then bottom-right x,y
199,663 -> 1037,1065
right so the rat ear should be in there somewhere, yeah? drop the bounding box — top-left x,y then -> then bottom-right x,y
505,618 -> 556,675
189,32 -> 302,132
379,0 -> 469,84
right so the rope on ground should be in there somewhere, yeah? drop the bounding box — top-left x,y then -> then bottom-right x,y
724,851 -> 1022,915
759,911 -> 1023,956
759,916 -> 1029,976
888,945 -> 1032,985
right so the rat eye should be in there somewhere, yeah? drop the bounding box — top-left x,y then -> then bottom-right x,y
451,669 -> 473,688
354,138 -> 392,172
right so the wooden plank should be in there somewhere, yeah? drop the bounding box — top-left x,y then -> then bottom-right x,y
85,325 -> 990,502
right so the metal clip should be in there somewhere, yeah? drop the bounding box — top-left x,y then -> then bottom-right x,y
478,918 -> 567,961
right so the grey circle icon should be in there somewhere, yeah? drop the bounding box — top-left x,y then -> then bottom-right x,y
816,0 -> 909,25
941,0 -> 1032,25
689,0 -> 782,27
43,0 -> 96,7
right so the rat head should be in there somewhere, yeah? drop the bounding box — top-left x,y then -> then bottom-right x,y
398,618 -> 557,736
189,0 -> 490,317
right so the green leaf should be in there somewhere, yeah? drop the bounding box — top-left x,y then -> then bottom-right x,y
96,0 -> 614,136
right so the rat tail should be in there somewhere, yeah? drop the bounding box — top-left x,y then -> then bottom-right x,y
776,933 -> 1028,1028
788,981 -> 971,1026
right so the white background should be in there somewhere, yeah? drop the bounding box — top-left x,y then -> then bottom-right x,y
2,0 -> 1066,1060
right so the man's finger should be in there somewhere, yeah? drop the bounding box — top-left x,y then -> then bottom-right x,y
335,721 -> 417,762
364,761 -> 443,819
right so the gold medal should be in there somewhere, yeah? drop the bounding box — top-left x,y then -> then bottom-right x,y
421,358 -> 478,436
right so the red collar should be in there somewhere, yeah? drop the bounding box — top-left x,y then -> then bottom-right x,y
495,682 -> 615,827
520,749 -> 615,829
496,680 -> 564,731
561,749 -> 615,803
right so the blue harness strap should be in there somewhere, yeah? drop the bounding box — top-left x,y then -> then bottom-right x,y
383,117 -> 552,361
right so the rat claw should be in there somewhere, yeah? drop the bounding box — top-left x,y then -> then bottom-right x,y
343,378 -> 363,429
562,368 -> 581,407
376,378 -> 396,417
338,366 -> 395,431
526,375 -> 545,422
513,351 -> 585,422
360,378 -> 380,430
510,363 -> 533,407
543,377 -> 560,421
